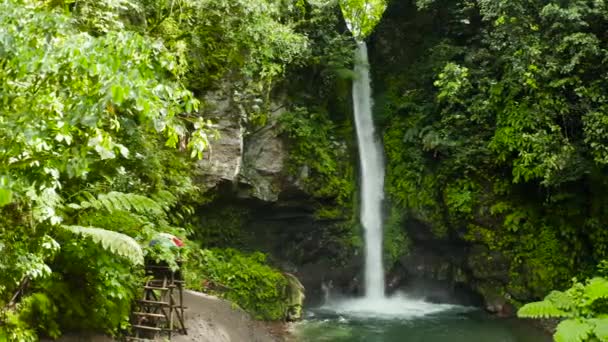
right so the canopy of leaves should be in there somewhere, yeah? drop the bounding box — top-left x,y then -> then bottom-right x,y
339,0 -> 387,39
375,0 -> 608,302
0,0 -> 353,339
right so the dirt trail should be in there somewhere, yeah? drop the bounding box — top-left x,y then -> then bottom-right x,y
172,290 -> 275,342
46,290 -> 278,342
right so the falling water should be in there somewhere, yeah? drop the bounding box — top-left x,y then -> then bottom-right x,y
311,41 -> 457,321
352,41 -> 385,299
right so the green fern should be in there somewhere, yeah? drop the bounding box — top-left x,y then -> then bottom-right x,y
68,191 -> 165,216
62,225 -> 144,265
584,278 -> 608,303
150,190 -> 178,210
546,290 -> 576,311
519,275 -> 608,342
518,299 -> 568,318
554,320 -> 593,342
591,318 -> 608,342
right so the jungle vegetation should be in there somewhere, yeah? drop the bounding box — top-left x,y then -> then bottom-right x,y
3,0 -> 608,341
374,1 -> 608,341
0,0 -> 355,339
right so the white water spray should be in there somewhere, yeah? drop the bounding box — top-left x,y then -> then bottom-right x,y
352,41 -> 385,299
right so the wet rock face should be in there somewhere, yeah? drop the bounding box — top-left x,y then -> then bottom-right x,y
193,89 -> 244,189
467,245 -> 510,283
387,215 -> 546,316
224,194 -> 361,306
387,219 -> 483,306
386,215 -> 536,315
190,88 -> 360,305
194,92 -> 299,203
239,123 -> 288,202
477,283 -> 516,317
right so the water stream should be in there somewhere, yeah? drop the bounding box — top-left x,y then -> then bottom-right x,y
315,40 -> 458,316
352,41 -> 385,299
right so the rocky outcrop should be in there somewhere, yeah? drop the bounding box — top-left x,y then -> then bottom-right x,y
386,218 -> 483,306
239,123 -> 288,202
192,94 -> 359,305
196,196 -> 361,306
194,89 -> 244,189
194,92 -> 297,203
283,273 -> 305,321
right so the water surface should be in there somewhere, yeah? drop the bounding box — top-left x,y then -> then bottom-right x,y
294,296 -> 551,342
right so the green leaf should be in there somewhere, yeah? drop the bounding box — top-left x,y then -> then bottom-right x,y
591,318 -> 608,342
66,203 -> 82,210
554,320 -> 593,342
0,188 -> 13,207
546,290 -> 576,310
62,225 -> 144,265
339,0 -> 387,39
68,192 -> 165,216
585,277 -> 608,303
518,300 -> 568,319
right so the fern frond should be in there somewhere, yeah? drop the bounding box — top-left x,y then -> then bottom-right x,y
62,225 -> 144,265
554,319 -> 593,342
585,277 -> 608,303
518,300 -> 568,319
102,192 -> 164,215
546,290 -> 576,310
151,190 -> 178,210
68,192 -> 166,216
591,318 -> 608,342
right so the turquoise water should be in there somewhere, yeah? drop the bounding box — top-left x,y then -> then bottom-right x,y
294,298 -> 551,342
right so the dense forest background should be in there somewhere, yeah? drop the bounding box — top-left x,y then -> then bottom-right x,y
0,0 -> 355,339
374,1 -> 608,338
377,0 -> 608,299
3,0 -> 608,340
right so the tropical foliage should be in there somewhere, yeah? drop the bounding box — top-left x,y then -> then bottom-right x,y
375,0 -> 608,305
16,0 -> 608,339
0,0 -> 354,339
339,0 -> 387,39
279,107 -> 354,209
518,274 -> 608,342
184,248 -> 289,320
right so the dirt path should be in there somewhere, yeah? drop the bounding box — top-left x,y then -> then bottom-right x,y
47,290 -> 280,342
172,290 -> 276,342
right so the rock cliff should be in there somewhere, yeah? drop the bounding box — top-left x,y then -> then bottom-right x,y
191,89 -> 359,305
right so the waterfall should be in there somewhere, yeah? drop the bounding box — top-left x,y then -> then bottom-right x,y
318,41 -> 455,318
352,41 -> 385,299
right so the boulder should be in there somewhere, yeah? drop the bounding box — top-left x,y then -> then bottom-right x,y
283,273 -> 305,321
476,283 -> 516,317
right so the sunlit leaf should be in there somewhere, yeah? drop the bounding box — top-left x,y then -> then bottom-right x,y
0,188 -> 13,207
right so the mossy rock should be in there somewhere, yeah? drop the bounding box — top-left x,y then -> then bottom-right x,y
283,273 -> 305,321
